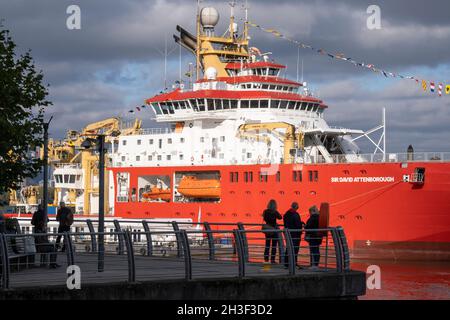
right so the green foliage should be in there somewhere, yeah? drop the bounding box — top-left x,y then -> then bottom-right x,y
0,25 -> 52,193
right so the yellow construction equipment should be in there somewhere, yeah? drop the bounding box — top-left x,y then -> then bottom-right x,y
237,122 -> 304,164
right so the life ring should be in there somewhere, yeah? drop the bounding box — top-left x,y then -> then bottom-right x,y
189,123 -> 193,128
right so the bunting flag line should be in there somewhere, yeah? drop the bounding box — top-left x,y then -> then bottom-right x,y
422,80 -> 427,91
127,105 -> 146,114
247,21 -> 449,97
438,83 -> 443,97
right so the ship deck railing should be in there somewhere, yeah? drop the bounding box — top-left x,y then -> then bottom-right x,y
0,218 -> 350,289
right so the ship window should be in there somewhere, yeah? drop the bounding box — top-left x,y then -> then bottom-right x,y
241,100 -> 249,108
219,153 -> 224,159
167,155 -> 171,160
215,99 -> 223,110
259,172 -> 268,182
64,175 -> 69,183
122,140 -> 127,146
207,99 -> 214,111
293,170 -> 302,182
276,171 -> 281,182
262,84 -> 269,90
69,175 -> 75,184
149,139 -> 153,145
230,100 -> 238,109
200,137 -> 205,143
137,139 -> 141,145
250,100 -> 259,108
270,100 -> 280,108
300,102 -> 307,110
288,101 -> 295,110
160,103 -> 169,115
158,139 -> 162,148
260,100 -> 269,108
247,152 -> 252,159
268,68 -> 278,76
223,99 -> 230,109
220,136 -> 225,142
136,156 -> 140,161
121,156 -> 125,162
279,100 -> 288,109
76,175 -> 81,182
314,171 -> 319,182
180,101 -> 186,109
244,171 -> 253,183
157,155 -> 162,161
168,103 -> 175,114
168,138 -> 172,144
179,154 -> 183,160
148,155 -> 152,161
295,101 -> 301,110
180,138 -> 185,143
173,102 -> 179,110
197,99 -> 206,112
189,99 -> 198,111
230,172 -> 239,183
152,103 -> 162,115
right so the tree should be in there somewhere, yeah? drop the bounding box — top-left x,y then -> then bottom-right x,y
0,25 -> 52,193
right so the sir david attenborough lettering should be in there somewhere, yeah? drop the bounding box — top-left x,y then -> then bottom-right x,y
331,176 -> 395,183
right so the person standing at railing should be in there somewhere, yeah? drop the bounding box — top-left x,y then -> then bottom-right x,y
283,202 -> 305,268
55,202 -> 74,251
262,199 -> 282,263
31,205 -> 60,268
305,205 -> 323,269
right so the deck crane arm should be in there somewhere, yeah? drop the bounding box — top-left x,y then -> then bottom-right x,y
237,122 -> 304,164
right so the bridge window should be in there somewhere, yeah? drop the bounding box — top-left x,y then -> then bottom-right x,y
215,99 -> 223,110
279,100 -> 288,109
223,99 -> 230,109
260,100 -> 269,108
250,100 -> 259,108
300,102 -> 307,111
173,102 -> 179,110
270,100 -> 280,108
268,68 -> 279,76
152,103 -> 162,115
241,100 -> 249,108
261,84 -> 269,90
189,99 -> 198,111
207,99 -> 214,111
287,101 -> 295,110
197,99 -> 206,111
230,100 -> 238,109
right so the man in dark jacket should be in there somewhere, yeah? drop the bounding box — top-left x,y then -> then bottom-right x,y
305,205 -> 323,268
31,205 -> 60,268
283,202 -> 304,268
55,202 -> 73,251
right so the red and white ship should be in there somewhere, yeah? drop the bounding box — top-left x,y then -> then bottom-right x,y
106,5 -> 450,260
11,4 -> 450,260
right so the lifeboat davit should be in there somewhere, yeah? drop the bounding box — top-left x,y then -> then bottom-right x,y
177,176 -> 221,199
142,187 -> 171,202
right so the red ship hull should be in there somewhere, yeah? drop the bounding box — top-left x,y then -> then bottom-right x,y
111,161 -> 450,261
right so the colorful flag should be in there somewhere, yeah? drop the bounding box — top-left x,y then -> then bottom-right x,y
382,71 -> 388,77
430,82 -> 435,93
128,110 -> 135,114
438,83 -> 443,96
446,85 -> 450,94
422,80 -> 427,91
136,107 -> 141,111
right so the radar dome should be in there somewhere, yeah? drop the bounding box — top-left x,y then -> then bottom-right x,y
200,7 -> 220,28
205,67 -> 218,80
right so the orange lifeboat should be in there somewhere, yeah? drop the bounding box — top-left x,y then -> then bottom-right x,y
142,187 -> 171,202
177,176 -> 221,199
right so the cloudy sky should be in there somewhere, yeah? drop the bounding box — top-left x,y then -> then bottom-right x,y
1,0 -> 450,153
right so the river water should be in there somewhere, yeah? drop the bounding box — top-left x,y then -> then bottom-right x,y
351,260 -> 450,300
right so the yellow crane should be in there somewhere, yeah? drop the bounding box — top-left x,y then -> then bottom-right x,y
237,122 -> 304,164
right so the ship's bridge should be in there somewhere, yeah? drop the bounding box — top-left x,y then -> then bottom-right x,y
145,65 -> 326,123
